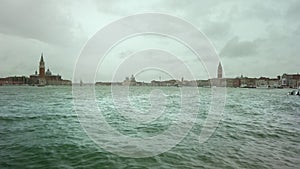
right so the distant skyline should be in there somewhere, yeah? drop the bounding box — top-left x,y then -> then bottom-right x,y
0,0 -> 299,82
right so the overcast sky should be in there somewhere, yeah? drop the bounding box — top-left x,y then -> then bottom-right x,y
0,0 -> 299,82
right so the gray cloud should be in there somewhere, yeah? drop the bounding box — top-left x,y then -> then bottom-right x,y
202,21 -> 232,40
220,37 -> 259,58
0,0 -> 79,46
285,0 -> 300,20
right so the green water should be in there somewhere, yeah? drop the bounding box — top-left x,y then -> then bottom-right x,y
0,86 -> 299,168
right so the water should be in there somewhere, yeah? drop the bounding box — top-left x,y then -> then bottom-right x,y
0,86 -> 299,168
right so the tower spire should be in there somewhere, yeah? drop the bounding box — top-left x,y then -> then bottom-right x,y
40,52 -> 44,62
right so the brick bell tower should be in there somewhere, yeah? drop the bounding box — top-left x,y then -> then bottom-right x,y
39,53 -> 45,78
217,62 -> 223,79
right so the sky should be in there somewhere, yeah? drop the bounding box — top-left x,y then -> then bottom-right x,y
0,0 -> 299,82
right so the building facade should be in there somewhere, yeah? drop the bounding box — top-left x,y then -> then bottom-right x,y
280,73 -> 300,88
0,76 -> 29,85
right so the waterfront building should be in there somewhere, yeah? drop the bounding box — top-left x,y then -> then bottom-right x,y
150,79 -> 177,86
197,80 -> 210,87
96,82 -> 122,86
255,77 -> 280,88
122,75 -> 137,86
210,78 -> 225,87
256,77 -> 269,88
183,80 -> 197,86
268,78 -> 280,88
0,76 -> 29,85
280,73 -> 300,88
225,78 -> 240,88
240,76 -> 256,88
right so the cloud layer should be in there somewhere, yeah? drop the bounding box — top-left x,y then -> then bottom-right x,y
0,0 -> 299,81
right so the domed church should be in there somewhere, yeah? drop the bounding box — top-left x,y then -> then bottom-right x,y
29,53 -> 71,86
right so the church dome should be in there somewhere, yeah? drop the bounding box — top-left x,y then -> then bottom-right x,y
46,68 -> 52,76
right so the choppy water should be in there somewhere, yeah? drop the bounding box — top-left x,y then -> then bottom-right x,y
0,86 -> 299,168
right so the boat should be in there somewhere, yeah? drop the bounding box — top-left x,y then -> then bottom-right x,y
288,89 -> 300,96
174,83 -> 181,87
80,80 -> 83,86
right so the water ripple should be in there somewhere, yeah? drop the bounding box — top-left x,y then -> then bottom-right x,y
0,86 -> 299,168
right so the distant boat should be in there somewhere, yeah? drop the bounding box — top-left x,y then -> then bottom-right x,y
80,80 -> 83,86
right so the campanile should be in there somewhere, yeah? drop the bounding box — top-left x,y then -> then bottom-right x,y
217,62 -> 222,79
39,53 -> 45,78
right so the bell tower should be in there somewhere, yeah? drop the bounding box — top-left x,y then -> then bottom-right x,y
217,62 -> 222,79
39,53 -> 45,78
